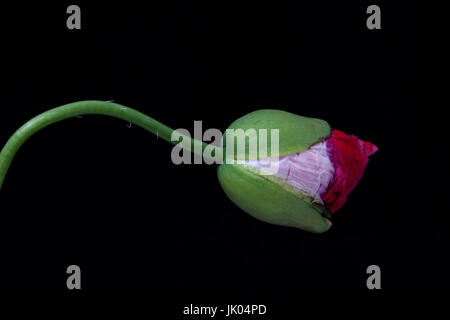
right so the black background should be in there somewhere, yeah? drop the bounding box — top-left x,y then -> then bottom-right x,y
0,0 -> 445,303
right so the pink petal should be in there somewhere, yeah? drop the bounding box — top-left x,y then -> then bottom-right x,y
322,130 -> 378,212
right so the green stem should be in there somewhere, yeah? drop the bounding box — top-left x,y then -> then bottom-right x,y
0,100 -> 214,189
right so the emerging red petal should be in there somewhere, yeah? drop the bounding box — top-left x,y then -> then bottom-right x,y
322,130 -> 378,213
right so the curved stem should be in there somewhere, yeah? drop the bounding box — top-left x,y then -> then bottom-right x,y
0,100 -> 215,189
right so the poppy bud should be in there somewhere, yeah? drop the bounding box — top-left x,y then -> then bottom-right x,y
218,109 -> 377,233
0,101 -> 377,234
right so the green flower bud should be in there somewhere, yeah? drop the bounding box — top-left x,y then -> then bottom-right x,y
1,101 -> 376,234
218,109 -> 333,233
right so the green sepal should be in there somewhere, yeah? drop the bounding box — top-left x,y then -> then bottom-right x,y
217,163 -> 332,233
224,109 -> 331,160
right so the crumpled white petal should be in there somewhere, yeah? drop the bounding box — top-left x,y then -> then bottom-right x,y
246,141 -> 334,204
